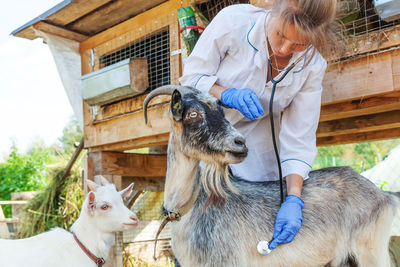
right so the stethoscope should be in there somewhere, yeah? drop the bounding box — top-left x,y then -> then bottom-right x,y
257,46 -> 312,256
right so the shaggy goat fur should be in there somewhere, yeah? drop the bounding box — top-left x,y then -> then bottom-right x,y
144,85 -> 399,267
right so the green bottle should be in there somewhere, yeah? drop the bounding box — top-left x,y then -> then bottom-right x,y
177,7 -> 200,54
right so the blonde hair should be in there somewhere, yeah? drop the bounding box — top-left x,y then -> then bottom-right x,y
270,0 -> 340,58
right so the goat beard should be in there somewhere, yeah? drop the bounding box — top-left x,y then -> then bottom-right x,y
201,162 -> 239,209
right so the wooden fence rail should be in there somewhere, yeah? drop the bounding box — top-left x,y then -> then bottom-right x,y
0,200 -> 29,239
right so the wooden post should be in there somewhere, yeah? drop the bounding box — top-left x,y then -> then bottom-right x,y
0,205 -> 10,239
83,156 -> 94,196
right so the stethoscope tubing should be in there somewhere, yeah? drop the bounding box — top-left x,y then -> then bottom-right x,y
268,58 -> 297,204
268,46 -> 311,205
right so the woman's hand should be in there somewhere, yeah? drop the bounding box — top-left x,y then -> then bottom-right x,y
269,194 -> 304,250
220,88 -> 264,120
269,174 -> 304,250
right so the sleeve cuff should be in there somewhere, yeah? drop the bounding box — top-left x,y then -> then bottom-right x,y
193,75 -> 218,94
281,159 -> 312,180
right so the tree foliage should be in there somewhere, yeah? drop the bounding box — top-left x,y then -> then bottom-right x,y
314,139 -> 400,172
57,117 -> 83,155
0,116 -> 83,218
0,141 -> 51,217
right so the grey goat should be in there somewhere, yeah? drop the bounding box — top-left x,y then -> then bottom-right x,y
143,85 -> 399,267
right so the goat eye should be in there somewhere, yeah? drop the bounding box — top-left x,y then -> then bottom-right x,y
100,204 -> 109,210
189,111 -> 198,118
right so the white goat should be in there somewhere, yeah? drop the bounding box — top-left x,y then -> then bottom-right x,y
0,176 -> 138,267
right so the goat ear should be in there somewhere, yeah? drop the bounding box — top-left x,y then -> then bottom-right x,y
95,175 -> 110,186
171,90 -> 183,121
87,191 -> 96,211
86,179 -> 99,192
119,183 -> 134,199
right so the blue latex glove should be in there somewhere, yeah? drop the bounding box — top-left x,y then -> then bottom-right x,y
220,88 -> 264,120
269,194 -> 304,250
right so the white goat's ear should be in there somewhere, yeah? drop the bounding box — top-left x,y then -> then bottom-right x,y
95,175 -> 110,186
119,183 -> 134,199
86,179 -> 99,192
87,191 -> 96,211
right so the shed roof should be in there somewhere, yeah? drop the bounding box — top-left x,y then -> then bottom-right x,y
11,0 -> 168,42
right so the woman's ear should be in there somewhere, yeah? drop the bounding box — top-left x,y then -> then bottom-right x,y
171,90 -> 183,121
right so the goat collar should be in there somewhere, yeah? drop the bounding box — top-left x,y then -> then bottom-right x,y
73,233 -> 105,267
153,182 -> 201,260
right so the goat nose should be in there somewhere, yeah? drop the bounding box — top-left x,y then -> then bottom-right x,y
130,215 -> 138,223
234,136 -> 245,146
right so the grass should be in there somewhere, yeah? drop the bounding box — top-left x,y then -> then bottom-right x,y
17,165 -> 83,238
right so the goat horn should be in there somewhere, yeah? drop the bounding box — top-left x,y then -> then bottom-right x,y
143,85 -> 193,124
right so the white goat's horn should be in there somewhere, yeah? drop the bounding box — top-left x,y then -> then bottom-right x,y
143,85 -> 193,124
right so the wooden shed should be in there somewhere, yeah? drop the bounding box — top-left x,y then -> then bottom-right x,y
12,0 -> 400,265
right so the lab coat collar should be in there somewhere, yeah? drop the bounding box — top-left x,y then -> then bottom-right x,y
246,10 -> 269,69
246,9 -> 308,85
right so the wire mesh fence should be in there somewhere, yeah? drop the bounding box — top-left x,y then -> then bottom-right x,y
333,0 -> 400,62
86,12 -> 178,93
339,0 -> 400,37
99,29 -> 170,91
196,0 -> 249,21
122,191 -> 173,265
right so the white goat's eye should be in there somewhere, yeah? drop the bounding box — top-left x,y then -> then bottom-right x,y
189,111 -> 198,118
101,204 -> 109,210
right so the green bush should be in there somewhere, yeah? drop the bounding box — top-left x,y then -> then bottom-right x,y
314,139 -> 400,172
0,142 -> 51,217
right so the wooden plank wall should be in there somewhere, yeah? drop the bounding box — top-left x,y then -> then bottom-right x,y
318,49 -> 400,145
80,0 -> 185,151
80,0 -> 400,151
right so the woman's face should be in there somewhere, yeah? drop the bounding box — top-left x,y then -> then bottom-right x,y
267,18 -> 310,58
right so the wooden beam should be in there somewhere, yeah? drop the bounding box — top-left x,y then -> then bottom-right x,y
317,110 -> 400,137
69,0 -> 167,36
322,51 -> 395,104
320,91 -> 400,122
84,102 -> 170,149
33,21 -> 88,42
122,176 -> 165,192
88,133 -> 170,152
90,152 -> 167,178
0,206 -> 10,239
93,95 -> 170,122
169,1 -> 182,85
46,0 -> 112,26
326,25 -> 400,62
80,0 -> 181,52
393,50 -> 400,91
317,127 -> 400,146
0,201 -> 28,205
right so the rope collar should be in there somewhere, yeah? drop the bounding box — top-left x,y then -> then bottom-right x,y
153,182 -> 201,260
73,233 -> 105,267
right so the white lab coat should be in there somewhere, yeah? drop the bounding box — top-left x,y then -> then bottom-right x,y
179,4 -> 327,182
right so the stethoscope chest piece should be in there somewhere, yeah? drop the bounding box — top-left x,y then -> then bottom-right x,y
257,240 -> 272,255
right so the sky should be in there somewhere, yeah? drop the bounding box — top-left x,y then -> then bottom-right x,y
0,0 -> 74,160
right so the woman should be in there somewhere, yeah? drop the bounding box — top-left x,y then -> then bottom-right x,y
179,0 -> 338,251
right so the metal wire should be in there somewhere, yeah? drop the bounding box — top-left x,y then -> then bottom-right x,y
197,0 -> 249,21
122,191 -> 173,264
339,5 -> 400,37
327,0 -> 400,64
99,29 -> 170,91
